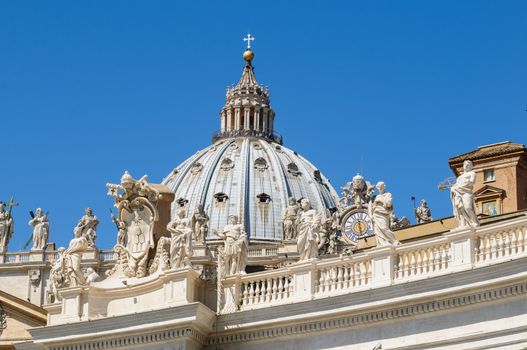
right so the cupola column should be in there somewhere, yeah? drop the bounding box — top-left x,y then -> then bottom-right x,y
227,109 -> 233,130
220,111 -> 226,132
263,109 -> 269,134
235,107 -> 241,130
255,107 -> 261,131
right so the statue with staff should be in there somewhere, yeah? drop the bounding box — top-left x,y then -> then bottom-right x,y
26,208 -> 50,250
0,197 -> 17,252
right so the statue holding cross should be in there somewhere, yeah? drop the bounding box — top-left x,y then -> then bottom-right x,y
0,197 -> 17,252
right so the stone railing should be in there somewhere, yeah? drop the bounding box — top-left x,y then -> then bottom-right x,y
218,215 -> 527,314
1,252 -> 30,264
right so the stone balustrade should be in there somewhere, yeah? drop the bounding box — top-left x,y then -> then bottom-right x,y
218,215 -> 527,314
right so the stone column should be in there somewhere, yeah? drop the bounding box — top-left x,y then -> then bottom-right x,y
220,111 -> 226,132
255,107 -> 261,132
227,109 -> 232,131
244,108 -> 250,130
235,108 -> 241,130
263,109 -> 268,134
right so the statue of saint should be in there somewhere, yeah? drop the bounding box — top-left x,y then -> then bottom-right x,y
64,229 -> 89,287
167,208 -> 193,269
214,215 -> 248,276
191,205 -> 209,243
369,182 -> 400,246
296,198 -> 320,261
0,202 -> 14,252
73,208 -> 99,247
282,197 -> 299,240
28,208 -> 49,250
48,247 -> 66,303
85,267 -> 100,284
451,160 -> 479,228
414,199 -> 432,224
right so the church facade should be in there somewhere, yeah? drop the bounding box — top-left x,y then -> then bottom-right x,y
1,41 -> 527,350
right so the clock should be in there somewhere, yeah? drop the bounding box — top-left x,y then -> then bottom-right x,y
342,209 -> 373,242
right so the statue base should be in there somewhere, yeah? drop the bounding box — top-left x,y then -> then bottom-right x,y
46,267 -> 202,325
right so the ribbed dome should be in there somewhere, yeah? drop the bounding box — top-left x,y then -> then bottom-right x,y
162,138 -> 339,241
162,41 -> 339,241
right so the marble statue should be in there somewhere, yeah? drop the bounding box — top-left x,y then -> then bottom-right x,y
107,171 -> 160,278
369,182 -> 400,246
85,267 -> 100,284
0,202 -> 14,252
415,199 -> 432,224
167,208 -> 193,269
191,204 -> 209,243
214,215 -> 248,276
28,208 -> 49,250
451,160 -> 479,228
296,198 -> 321,260
340,174 -> 374,208
282,197 -> 300,240
48,247 -> 66,303
64,228 -> 89,287
73,208 -> 99,247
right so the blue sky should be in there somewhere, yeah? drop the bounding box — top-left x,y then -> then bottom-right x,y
1,1 -> 526,250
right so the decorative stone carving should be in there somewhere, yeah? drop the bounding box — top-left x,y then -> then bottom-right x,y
340,174 -> 373,208
85,267 -> 100,284
28,208 -> 49,250
296,198 -> 321,261
167,208 -> 193,270
451,160 -> 479,228
369,182 -> 400,246
0,201 -> 14,253
414,199 -> 432,224
73,208 -> 99,248
282,197 -> 299,240
191,204 -> 209,243
28,269 -> 41,290
390,214 -> 411,230
214,215 -> 248,276
106,171 -> 160,278
148,236 -> 170,274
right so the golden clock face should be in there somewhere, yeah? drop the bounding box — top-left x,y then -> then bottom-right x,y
343,210 -> 373,241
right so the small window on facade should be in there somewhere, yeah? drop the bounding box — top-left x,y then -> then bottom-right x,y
484,169 -> 495,182
214,192 -> 229,203
482,200 -> 498,216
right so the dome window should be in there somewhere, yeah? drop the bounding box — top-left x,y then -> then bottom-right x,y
314,170 -> 323,184
220,158 -> 235,171
176,198 -> 189,208
254,157 -> 268,172
214,192 -> 229,203
287,163 -> 301,176
190,162 -> 203,175
257,193 -> 271,203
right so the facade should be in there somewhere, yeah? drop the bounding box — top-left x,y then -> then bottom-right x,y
1,44 -> 527,350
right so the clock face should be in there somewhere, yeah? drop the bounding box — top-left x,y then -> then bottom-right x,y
343,210 -> 373,242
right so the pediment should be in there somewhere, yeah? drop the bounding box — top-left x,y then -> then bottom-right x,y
474,185 -> 505,198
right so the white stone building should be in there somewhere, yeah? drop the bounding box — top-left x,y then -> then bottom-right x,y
1,44 -> 527,350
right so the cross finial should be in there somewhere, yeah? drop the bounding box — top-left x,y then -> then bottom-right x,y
243,33 -> 255,49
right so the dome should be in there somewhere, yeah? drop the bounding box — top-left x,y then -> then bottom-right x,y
162,138 -> 339,241
162,42 -> 339,241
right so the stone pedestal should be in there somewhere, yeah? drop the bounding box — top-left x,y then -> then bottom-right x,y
370,246 -> 395,288
446,227 -> 476,271
289,259 -> 318,302
49,267 -> 202,325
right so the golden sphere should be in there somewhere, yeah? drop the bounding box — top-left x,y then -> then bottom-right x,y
243,49 -> 254,62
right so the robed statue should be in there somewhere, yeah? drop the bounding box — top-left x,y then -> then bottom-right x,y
451,160 -> 479,228
0,202 -> 14,252
28,208 -> 49,250
214,215 -> 248,276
